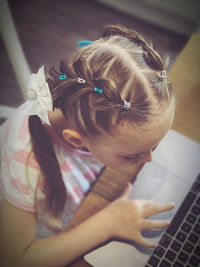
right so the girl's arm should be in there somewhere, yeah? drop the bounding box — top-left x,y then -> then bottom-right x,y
0,200 -> 109,267
0,184 -> 174,267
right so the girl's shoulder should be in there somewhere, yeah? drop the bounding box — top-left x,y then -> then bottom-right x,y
0,101 -> 33,148
0,102 -> 45,212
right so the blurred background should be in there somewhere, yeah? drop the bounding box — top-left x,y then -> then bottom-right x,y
0,0 -> 200,123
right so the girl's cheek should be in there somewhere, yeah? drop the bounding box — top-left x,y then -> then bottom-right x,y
99,157 -> 126,169
109,159 -> 132,169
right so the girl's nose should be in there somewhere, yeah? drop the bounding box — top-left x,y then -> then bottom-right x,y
139,150 -> 152,164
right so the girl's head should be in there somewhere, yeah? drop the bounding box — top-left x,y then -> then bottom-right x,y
47,25 -> 175,168
29,25 -> 175,217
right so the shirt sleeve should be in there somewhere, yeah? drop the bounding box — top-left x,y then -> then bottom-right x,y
0,146 -> 44,212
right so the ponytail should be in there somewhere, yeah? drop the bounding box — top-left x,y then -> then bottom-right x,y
29,115 -> 66,217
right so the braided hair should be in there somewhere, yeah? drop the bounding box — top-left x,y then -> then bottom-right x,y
29,25 -> 175,218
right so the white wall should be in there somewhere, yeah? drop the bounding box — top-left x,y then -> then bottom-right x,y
97,0 -> 200,35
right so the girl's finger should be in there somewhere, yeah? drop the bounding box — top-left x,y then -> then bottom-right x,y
142,203 -> 174,217
138,219 -> 170,230
135,234 -> 157,249
135,199 -> 153,209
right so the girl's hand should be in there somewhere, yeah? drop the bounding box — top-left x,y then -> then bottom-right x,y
102,183 -> 174,248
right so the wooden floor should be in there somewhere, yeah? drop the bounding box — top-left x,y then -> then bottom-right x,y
0,0 -> 188,111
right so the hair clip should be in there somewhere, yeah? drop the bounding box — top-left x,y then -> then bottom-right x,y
94,87 -> 103,94
123,100 -> 131,110
77,40 -> 93,47
78,78 -> 85,83
160,70 -> 167,79
28,66 -> 53,125
60,74 -> 66,80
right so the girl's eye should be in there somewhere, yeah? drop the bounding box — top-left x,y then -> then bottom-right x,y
123,156 -> 139,162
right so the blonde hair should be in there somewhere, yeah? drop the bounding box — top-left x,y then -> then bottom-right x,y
29,25 -> 175,217
48,25 -> 174,138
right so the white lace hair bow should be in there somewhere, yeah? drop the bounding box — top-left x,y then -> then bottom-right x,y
27,66 -> 53,125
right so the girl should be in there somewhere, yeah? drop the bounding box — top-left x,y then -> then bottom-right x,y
0,25 -> 175,266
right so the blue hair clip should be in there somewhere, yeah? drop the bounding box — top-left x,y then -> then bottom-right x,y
94,87 -> 103,94
60,74 -> 66,80
77,40 -> 93,47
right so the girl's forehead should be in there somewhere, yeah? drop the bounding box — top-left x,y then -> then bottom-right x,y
113,103 -> 175,142
88,103 -> 175,155
113,125 -> 162,150
113,119 -> 165,141
102,113 -> 172,151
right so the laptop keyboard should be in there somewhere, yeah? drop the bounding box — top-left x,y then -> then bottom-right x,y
145,174 -> 200,267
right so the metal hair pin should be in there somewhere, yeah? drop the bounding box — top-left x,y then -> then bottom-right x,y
78,78 -> 86,83
123,100 -> 131,110
160,70 -> 167,79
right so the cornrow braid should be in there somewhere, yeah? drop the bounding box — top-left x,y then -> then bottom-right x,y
47,25 -> 173,136
58,59 -> 126,134
102,25 -> 165,71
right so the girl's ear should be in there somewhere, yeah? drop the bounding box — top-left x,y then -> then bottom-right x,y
62,129 -> 83,147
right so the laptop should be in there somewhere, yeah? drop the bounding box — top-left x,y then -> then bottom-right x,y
84,130 -> 200,267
